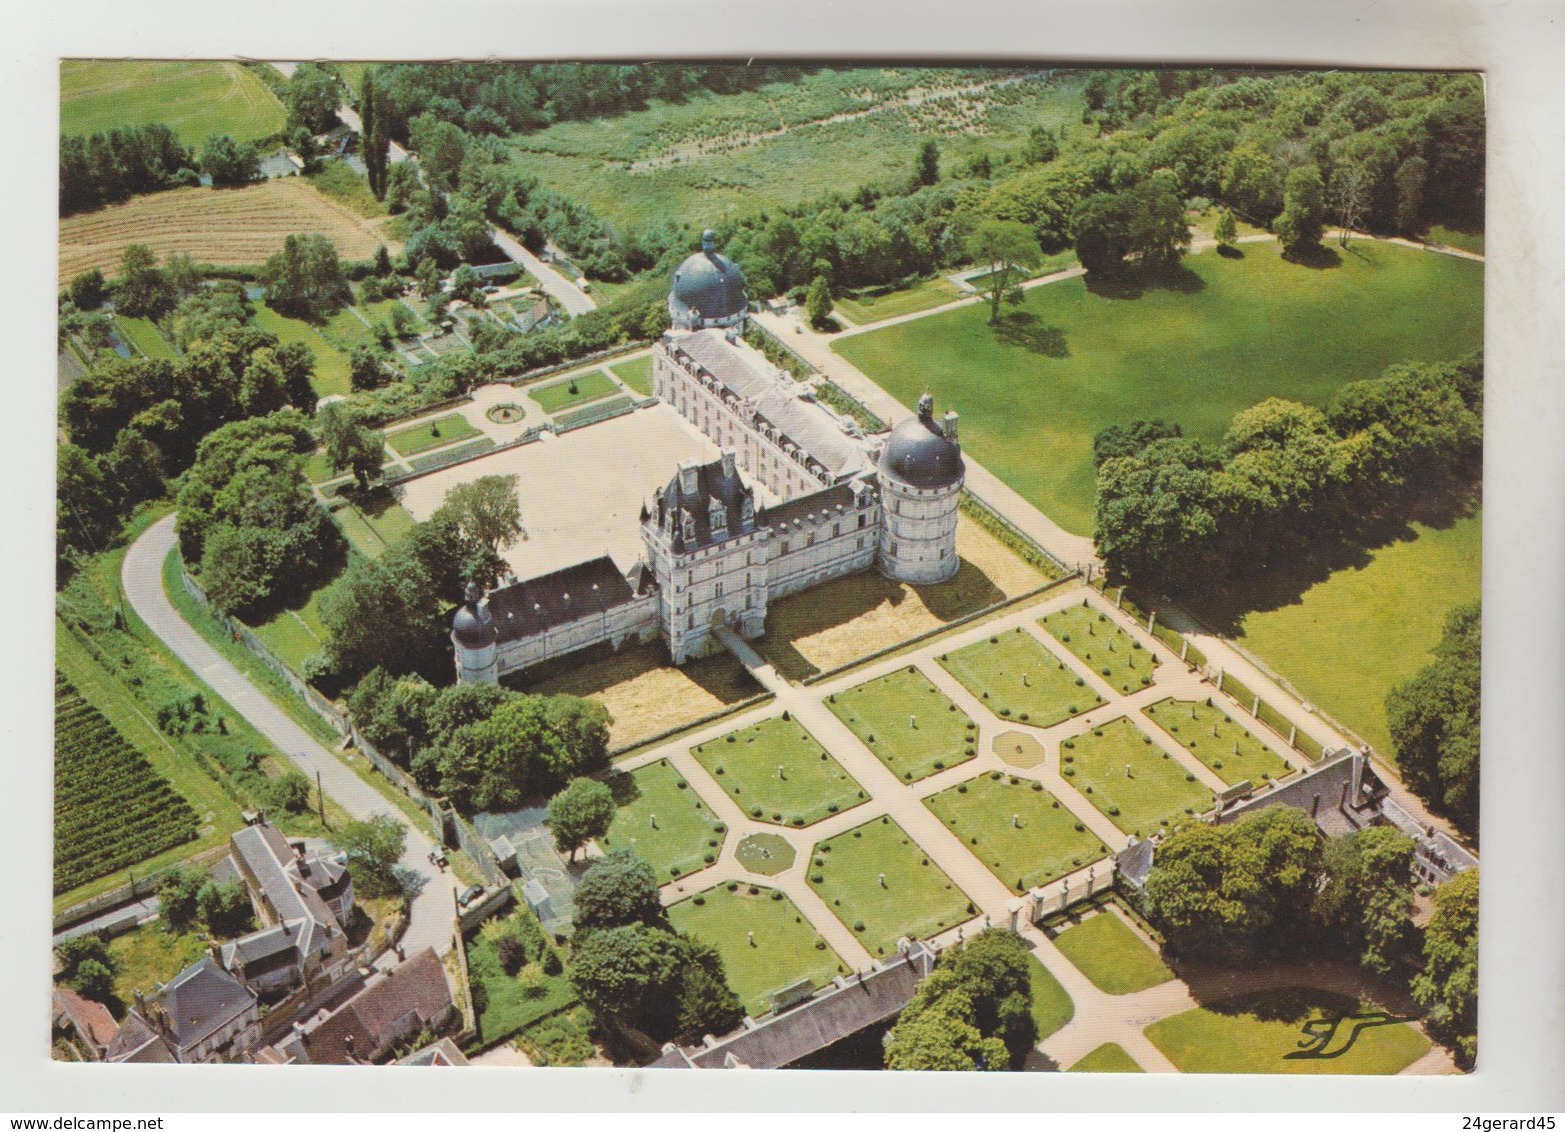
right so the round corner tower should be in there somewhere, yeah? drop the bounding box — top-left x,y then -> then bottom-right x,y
875,393 -> 964,584
451,581 -> 499,683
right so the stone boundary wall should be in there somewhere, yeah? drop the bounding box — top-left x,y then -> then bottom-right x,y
54,844 -> 232,933
958,489 -> 1071,579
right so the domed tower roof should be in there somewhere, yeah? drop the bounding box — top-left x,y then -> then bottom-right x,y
668,229 -> 748,330
452,585 -> 494,650
879,393 -> 965,489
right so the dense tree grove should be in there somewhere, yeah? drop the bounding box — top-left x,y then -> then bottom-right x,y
885,930 -> 1037,1071
285,63 -> 346,136
59,123 -> 195,215
1094,354 -> 1483,594
1386,602 -> 1481,838
200,134 -> 261,187
1312,826 -> 1419,974
261,233 -> 351,321
343,664 -> 611,811
1410,868 -> 1479,1066
175,412 -> 344,617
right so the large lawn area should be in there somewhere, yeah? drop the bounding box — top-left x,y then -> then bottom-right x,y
385,413 -> 481,457
809,817 -> 974,958
1069,1043 -> 1143,1073
834,240 -> 1484,535
668,884 -> 847,1016
1051,910 -> 1173,995
609,356 -> 654,396
1224,510 -> 1482,760
1062,716 -> 1213,837
528,370 -> 620,413
925,774 -> 1109,893
1039,603 -> 1161,696
252,304 -> 353,398
1143,698 -> 1292,787
106,924 -> 210,1002
692,716 -> 866,827
826,666 -> 977,783
61,60 -> 285,146
834,276 -> 966,325
601,759 -> 726,881
1145,990 -> 1431,1075
938,626 -> 1102,727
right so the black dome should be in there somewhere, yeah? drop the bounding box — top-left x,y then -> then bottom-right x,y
879,412 -> 964,489
669,231 -> 747,327
452,602 -> 493,649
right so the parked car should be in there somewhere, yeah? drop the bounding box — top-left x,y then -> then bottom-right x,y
457,884 -> 484,909
427,846 -> 447,868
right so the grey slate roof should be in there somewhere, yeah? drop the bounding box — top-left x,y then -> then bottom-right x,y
653,456 -> 753,552
483,555 -> 641,643
758,482 -> 863,532
879,409 -> 964,489
153,957 -> 256,1052
653,943 -> 936,1070
104,1012 -> 175,1064
1116,837 -> 1156,889
675,331 -> 868,480
669,234 -> 748,327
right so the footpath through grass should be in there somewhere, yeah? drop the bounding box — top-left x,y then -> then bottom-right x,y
1143,698 -> 1292,786
809,816 -> 974,958
835,240 -> 1483,535
938,626 -> 1102,727
602,759 -> 726,881
1145,989 -> 1431,1074
1061,716 -> 1213,837
692,716 -> 866,828
926,773 -> 1109,893
826,666 -> 977,783
669,884 -> 846,1017
1050,910 -> 1173,995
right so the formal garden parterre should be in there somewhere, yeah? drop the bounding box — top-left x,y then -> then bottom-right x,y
692,716 -> 866,828
1143,697 -> 1293,787
938,626 -> 1103,727
1039,601 -> 1160,696
925,772 -> 1109,894
1060,715 -> 1214,837
601,759 -> 727,880
826,666 -> 978,783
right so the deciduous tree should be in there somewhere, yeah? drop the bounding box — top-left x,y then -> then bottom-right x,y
1387,602 -> 1481,836
331,815 -> 408,898
965,219 -> 1040,324
1410,868 -> 1478,1066
572,849 -> 665,932
547,777 -> 616,862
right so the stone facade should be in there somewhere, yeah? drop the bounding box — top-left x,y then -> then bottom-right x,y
452,234 -> 963,682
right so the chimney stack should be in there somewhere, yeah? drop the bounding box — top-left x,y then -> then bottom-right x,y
721,448 -> 736,479
943,411 -> 959,444
678,461 -> 699,497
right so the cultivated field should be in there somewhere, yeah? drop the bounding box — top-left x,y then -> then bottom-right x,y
59,179 -> 402,281
61,60 -> 285,146
835,241 -> 1485,535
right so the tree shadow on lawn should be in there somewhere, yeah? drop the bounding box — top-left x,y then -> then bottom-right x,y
1282,243 -> 1344,270
1082,260 -> 1206,301
1216,245 -> 1246,259
1172,482 -> 1481,637
1191,986 -> 1419,1062
990,310 -> 1069,357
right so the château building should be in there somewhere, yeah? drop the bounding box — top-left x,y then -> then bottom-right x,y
452,231 -> 965,682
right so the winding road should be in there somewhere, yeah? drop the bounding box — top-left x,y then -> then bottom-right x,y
121,515 -> 456,960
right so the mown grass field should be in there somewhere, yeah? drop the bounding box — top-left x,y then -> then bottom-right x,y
1050,910 -> 1173,995
528,370 -> 621,413
507,70 -> 1089,233
1069,1043 -> 1142,1073
826,666 -> 977,783
114,316 -> 178,360
59,179 -> 401,281
835,276 -> 966,325
1028,954 -> 1075,1041
1226,510 -> 1482,760
253,302 -> 353,398
809,816 -> 974,958
835,240 -> 1484,536
669,885 -> 846,1016
609,356 -> 654,396
385,413 -> 481,457
61,60 -> 285,146
1145,990 -> 1431,1075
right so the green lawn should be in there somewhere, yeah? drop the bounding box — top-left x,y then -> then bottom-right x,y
529,370 -> 620,413
406,437 -> 497,473
835,276 -> 966,325
1226,511 -> 1482,760
826,666 -> 977,783
332,495 -> 417,559
467,913 -> 578,1049
1069,1043 -> 1143,1073
1426,224 -> 1485,256
1143,698 -> 1292,787
938,627 -> 1103,727
1051,911 -> 1173,995
692,716 -> 866,828
609,356 -> 654,396
668,885 -> 847,1016
1062,716 -> 1214,837
385,412 -> 481,457
252,304 -> 352,397
835,240 -> 1484,535
601,759 -> 726,881
1145,990 -> 1431,1075
809,816 -> 974,958
1039,603 -> 1161,696
925,774 -> 1109,893
61,60 -> 286,146
107,924 -> 210,1002
114,316 -> 177,360
1027,954 -> 1076,1041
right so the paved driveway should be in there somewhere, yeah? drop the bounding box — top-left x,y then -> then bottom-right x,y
121,516 -> 456,960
